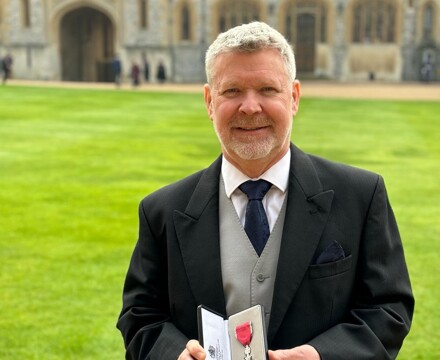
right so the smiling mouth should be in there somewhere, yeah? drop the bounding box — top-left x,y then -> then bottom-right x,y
237,125 -> 269,131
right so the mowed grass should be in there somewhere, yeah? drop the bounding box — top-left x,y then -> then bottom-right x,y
0,85 -> 438,359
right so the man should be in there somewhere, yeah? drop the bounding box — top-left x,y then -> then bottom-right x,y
112,54 -> 122,87
117,22 -> 414,359
157,61 -> 166,83
2,54 -> 13,84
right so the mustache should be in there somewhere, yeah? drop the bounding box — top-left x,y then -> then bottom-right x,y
229,115 -> 272,128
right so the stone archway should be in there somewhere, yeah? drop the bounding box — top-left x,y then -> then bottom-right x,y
60,7 -> 114,82
282,0 -> 328,77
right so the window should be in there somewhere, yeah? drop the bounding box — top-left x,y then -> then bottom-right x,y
386,4 -> 396,42
139,0 -> 148,29
181,4 -> 190,40
285,15 -> 293,42
21,0 -> 31,28
320,4 -> 327,42
352,0 -> 397,43
217,0 -> 261,33
423,3 -> 434,39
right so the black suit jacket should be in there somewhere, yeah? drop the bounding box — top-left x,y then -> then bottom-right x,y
117,144 -> 414,359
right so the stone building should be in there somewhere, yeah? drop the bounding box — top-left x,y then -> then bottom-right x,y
0,0 -> 438,83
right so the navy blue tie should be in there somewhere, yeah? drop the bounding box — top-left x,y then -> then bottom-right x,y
239,180 -> 272,256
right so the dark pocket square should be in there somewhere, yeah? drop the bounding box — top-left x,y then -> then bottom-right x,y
315,240 -> 345,265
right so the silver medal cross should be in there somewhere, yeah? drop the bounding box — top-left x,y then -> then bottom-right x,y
244,344 -> 253,360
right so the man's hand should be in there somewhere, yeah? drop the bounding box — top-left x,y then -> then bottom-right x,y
177,340 -> 206,360
268,345 -> 320,360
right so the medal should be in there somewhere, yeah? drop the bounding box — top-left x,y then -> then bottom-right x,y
235,321 -> 253,360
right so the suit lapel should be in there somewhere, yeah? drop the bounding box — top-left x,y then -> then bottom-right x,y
173,156 -> 227,315
172,146 -> 334,331
268,145 -> 334,342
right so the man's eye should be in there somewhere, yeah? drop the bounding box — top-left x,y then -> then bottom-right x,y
223,88 -> 239,95
261,87 -> 277,93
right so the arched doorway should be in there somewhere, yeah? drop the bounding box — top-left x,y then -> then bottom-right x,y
296,14 -> 316,73
283,0 -> 328,77
60,7 -> 114,82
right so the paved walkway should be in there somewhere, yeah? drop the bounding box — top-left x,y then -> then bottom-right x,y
6,79 -> 440,101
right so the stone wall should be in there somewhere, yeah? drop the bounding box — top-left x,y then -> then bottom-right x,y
1,0 -> 438,82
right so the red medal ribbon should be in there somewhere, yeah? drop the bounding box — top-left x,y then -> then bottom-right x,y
235,321 -> 252,346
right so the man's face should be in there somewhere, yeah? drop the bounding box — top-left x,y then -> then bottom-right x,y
204,49 -> 300,172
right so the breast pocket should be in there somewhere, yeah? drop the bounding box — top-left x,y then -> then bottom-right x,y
309,255 -> 352,279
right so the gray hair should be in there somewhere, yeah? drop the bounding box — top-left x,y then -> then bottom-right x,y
205,22 -> 296,85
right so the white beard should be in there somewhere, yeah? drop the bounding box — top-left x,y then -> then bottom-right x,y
213,114 -> 292,161
225,134 -> 276,160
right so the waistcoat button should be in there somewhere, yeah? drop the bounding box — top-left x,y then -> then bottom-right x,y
256,273 -> 265,282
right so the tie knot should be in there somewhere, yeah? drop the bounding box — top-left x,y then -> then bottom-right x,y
239,180 -> 272,201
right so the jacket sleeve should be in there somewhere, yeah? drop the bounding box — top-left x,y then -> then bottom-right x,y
117,200 -> 188,359
308,176 -> 414,360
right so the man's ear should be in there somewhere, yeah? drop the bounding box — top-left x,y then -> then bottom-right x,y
204,84 -> 213,119
291,80 -> 301,116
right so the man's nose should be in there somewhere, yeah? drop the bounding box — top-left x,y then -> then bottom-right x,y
239,91 -> 262,115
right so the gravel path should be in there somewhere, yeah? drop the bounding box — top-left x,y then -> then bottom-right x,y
6,79 -> 440,101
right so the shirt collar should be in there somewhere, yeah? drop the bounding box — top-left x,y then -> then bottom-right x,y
222,150 -> 291,198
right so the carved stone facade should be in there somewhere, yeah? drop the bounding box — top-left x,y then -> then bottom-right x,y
0,0 -> 439,82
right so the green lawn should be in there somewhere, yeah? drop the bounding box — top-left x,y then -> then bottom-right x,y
0,85 -> 438,359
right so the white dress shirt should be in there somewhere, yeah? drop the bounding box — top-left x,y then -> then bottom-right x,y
221,150 -> 290,232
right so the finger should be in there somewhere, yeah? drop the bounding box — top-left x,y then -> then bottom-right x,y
177,348 -> 191,360
186,340 -> 205,359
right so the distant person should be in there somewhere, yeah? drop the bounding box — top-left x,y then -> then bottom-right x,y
131,62 -> 141,87
421,54 -> 434,82
1,54 -> 13,85
112,55 -> 122,87
144,59 -> 150,82
117,22 -> 414,360
157,61 -> 166,83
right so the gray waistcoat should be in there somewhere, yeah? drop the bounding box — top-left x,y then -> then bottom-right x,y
219,177 -> 287,326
